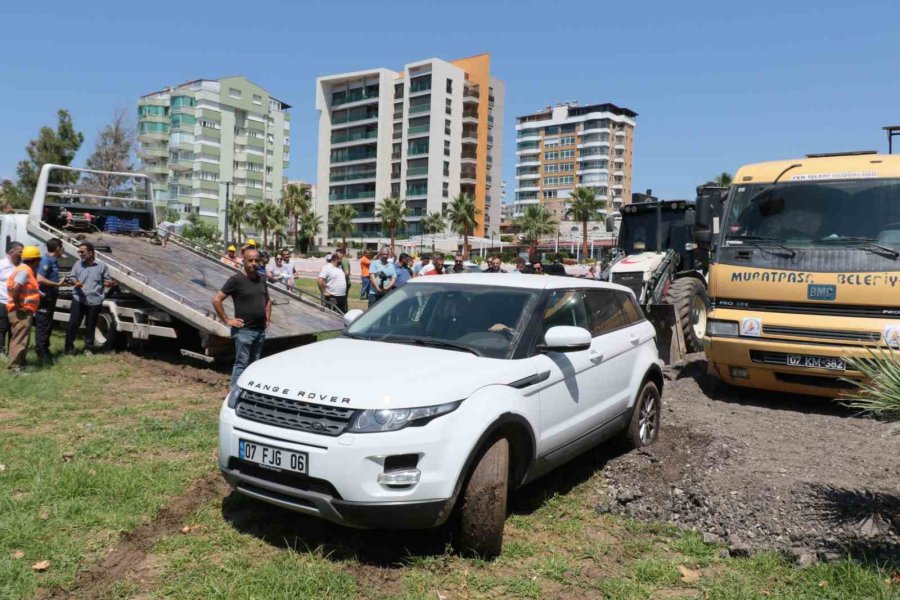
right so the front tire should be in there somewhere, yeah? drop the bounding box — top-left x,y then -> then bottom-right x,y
456,437 -> 509,558
665,277 -> 708,353
624,381 -> 661,449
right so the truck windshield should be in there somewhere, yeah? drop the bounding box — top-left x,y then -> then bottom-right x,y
345,283 -> 539,359
618,210 -> 686,253
723,179 -> 900,247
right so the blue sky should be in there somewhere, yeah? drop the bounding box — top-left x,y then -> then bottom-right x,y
1,0 -> 899,200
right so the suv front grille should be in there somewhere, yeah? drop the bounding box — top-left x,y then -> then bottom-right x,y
235,390 -> 356,436
227,457 -> 342,498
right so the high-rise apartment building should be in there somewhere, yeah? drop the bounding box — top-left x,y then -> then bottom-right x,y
137,77 -> 291,230
316,53 -> 504,242
514,102 -> 636,222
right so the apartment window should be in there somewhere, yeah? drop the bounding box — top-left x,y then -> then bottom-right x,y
197,119 -> 219,130
560,149 -> 575,159
543,190 -> 558,199
444,140 -> 450,157
442,182 -> 449,197
229,88 -> 242,99
193,171 -> 219,182
544,151 -> 559,161
252,94 -> 263,105
545,126 -> 559,135
443,161 -> 450,177
544,138 -> 559,149
561,136 -> 575,146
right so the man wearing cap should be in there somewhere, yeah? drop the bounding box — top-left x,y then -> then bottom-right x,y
64,241 -> 114,355
222,245 -> 241,268
6,246 -> 42,371
0,241 -> 24,355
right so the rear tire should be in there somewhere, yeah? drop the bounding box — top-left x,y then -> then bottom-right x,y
93,311 -> 118,352
665,277 -> 708,353
456,437 -> 509,558
624,381 -> 661,449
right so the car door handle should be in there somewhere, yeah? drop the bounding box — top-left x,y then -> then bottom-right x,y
629,334 -> 640,346
589,349 -> 603,363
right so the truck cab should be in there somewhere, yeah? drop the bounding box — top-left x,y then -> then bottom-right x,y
704,152 -> 900,396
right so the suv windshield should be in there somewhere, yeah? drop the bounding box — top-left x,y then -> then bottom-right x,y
618,209 -> 687,253
723,178 -> 900,247
346,283 -> 540,359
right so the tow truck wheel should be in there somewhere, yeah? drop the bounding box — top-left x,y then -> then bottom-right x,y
93,311 -> 118,351
456,437 -> 509,558
665,277 -> 709,353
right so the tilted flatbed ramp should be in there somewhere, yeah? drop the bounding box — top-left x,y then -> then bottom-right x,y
27,165 -> 343,356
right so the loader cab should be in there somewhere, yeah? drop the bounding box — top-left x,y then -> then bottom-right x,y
618,200 -> 700,272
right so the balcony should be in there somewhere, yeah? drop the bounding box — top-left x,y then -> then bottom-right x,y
517,172 -> 539,180
407,146 -> 429,157
518,157 -> 540,167
517,184 -> 539,193
407,124 -> 430,137
142,164 -> 169,175
461,152 -> 477,164
170,159 -> 193,172
614,170 -> 625,177
516,147 -> 540,156
462,112 -> 479,124
405,187 -> 428,198
329,191 -> 377,202
460,172 -> 477,185
332,90 -> 379,108
330,171 -> 377,183
463,84 -> 480,103
138,146 -> 167,159
138,131 -> 168,143
406,166 -> 429,178
409,103 -> 431,115
615,129 -> 626,137
615,144 -> 626,150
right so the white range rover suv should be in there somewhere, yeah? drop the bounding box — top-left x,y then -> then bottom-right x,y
219,274 -> 662,556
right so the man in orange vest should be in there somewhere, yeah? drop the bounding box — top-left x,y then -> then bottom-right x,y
7,245 -> 42,371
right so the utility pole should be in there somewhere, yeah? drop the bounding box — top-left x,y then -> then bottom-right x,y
222,181 -> 232,253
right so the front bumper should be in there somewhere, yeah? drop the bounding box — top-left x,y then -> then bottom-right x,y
218,403 -> 471,528
704,335 -> 866,397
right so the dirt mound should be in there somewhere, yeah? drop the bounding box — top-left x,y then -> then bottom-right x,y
599,355 -> 900,565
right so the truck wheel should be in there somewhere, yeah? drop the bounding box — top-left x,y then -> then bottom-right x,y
94,311 -> 118,351
665,277 -> 708,353
624,381 -> 661,449
456,437 -> 509,558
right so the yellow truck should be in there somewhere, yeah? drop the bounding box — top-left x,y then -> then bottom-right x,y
700,151 -> 900,397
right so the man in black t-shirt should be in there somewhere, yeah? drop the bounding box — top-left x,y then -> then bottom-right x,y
213,248 -> 272,387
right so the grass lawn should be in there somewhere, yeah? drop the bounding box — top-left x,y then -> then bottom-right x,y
0,337 -> 896,599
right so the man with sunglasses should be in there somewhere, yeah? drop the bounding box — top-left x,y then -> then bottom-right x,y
451,254 -> 465,273
64,241 -> 114,355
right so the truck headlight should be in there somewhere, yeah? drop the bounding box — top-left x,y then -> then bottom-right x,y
226,387 -> 242,409
707,320 -> 739,337
350,401 -> 462,433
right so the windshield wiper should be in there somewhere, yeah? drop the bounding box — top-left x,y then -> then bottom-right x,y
724,234 -> 796,257
398,338 -> 482,356
813,236 -> 900,259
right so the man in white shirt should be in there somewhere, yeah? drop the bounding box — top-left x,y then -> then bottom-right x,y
0,242 -> 24,355
317,253 -> 348,313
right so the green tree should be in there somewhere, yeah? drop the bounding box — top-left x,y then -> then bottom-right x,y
249,201 -> 278,250
228,198 -> 250,247
182,220 -> 221,251
269,201 -> 289,250
517,204 -> 557,256
446,193 -> 479,259
16,109 -> 84,201
282,183 -> 312,249
299,211 -> 324,253
329,204 -> 357,250
83,109 -> 134,195
156,206 -> 179,224
566,187 -> 605,260
422,211 -> 446,236
0,179 -> 25,211
714,172 -> 733,187
375,196 -> 408,254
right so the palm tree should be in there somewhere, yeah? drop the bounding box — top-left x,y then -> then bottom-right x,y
249,201 -> 278,250
714,172 -> 733,188
446,193 -> 479,259
268,202 -> 289,250
517,204 -> 557,257
299,211 -> 324,253
422,211 -> 446,236
228,198 -> 250,247
282,183 -> 312,249
566,187 -> 605,260
329,204 -> 357,251
375,196 -> 409,254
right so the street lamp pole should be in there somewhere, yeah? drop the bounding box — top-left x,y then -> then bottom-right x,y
221,181 -> 232,253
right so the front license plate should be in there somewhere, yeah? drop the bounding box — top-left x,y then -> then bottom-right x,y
786,354 -> 845,371
238,439 -> 308,474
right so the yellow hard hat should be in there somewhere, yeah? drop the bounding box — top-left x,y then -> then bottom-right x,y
22,246 -> 41,261
247,239 -> 257,246
227,245 -> 236,252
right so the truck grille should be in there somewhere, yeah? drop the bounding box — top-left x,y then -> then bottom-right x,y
612,272 -> 644,300
761,325 -> 881,344
714,298 -> 900,319
235,390 -> 356,436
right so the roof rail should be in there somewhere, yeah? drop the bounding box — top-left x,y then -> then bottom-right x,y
805,150 -> 877,158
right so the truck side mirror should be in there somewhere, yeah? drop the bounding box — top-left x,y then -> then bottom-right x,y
695,196 -> 712,228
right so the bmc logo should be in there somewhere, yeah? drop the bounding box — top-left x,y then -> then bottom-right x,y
807,284 -> 836,301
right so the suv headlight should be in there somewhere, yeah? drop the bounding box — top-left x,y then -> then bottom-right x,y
226,387 -> 242,409
707,320 -> 739,337
350,400 -> 462,433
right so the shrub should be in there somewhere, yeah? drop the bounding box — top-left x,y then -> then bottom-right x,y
843,349 -> 900,432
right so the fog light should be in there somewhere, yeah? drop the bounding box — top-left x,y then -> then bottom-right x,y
377,469 -> 421,487
730,367 -> 750,379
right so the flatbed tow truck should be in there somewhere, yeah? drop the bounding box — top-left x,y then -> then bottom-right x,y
26,164 -> 343,359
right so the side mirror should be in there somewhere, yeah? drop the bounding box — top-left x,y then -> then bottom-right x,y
343,309 -> 363,328
695,196 -> 712,229
539,326 -> 592,352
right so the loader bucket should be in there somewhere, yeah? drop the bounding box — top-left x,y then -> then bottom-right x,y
647,303 -> 686,365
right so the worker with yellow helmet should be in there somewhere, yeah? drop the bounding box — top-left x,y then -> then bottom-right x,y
6,245 -> 42,371
221,244 -> 241,268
